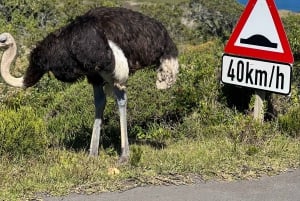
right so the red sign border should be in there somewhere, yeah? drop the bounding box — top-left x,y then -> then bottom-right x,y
224,0 -> 294,64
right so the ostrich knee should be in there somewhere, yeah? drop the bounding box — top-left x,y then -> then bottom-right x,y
90,85 -> 106,156
114,87 -> 129,163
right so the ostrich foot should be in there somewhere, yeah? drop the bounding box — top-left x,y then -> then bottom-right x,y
118,155 -> 129,164
89,151 -> 98,157
118,147 -> 130,164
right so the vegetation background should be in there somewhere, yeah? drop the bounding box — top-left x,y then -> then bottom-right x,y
0,0 -> 299,200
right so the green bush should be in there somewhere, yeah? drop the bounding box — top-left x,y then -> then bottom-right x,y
140,3 -> 186,42
45,80 -> 94,149
283,14 -> 300,59
0,0 -> 58,45
175,41 -> 222,113
0,0 -> 119,46
185,0 -> 243,42
0,107 -> 48,157
279,106 -> 300,138
139,0 -> 243,43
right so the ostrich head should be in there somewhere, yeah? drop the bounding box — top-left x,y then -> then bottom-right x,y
156,57 -> 179,89
0,33 -> 13,48
0,33 -> 8,44
0,32 -> 24,88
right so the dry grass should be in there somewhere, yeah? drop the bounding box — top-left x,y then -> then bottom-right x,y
1,136 -> 299,200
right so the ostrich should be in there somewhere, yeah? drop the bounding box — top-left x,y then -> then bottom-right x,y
0,7 -> 179,162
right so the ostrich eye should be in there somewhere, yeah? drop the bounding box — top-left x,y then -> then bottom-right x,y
0,35 -> 7,43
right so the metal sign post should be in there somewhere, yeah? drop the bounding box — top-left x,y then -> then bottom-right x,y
253,90 -> 266,122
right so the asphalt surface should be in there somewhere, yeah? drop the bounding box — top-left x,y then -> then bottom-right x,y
44,169 -> 300,201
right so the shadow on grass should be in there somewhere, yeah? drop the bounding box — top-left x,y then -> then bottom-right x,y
62,121 -> 169,155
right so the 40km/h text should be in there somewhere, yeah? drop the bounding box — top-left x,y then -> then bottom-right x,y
222,54 -> 292,95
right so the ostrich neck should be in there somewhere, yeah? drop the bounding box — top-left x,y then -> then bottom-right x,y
1,41 -> 24,87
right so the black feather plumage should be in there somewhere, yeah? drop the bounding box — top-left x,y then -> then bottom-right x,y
23,7 -> 178,88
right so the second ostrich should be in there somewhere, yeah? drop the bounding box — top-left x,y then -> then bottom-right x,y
0,7 -> 179,162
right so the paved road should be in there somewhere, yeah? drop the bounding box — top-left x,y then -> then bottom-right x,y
44,169 -> 300,201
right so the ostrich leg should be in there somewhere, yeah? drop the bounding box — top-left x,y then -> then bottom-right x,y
113,86 -> 129,163
89,84 -> 106,156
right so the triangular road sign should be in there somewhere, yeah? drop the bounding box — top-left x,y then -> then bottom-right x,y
224,0 -> 294,64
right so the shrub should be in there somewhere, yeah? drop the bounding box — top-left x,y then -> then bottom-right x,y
0,0 -> 58,45
278,106 -> 300,138
174,41 -> 222,114
0,107 -> 48,157
140,3 -> 186,42
183,0 -> 243,42
283,14 -> 300,59
0,0 -> 119,46
45,80 -> 94,149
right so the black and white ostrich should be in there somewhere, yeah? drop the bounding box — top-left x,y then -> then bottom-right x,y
0,7 -> 179,162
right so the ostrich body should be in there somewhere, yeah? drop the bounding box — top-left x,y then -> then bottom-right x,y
0,7 -> 179,162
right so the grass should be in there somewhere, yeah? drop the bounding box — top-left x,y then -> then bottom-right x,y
0,135 -> 299,200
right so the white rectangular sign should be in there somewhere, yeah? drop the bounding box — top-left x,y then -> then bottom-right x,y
222,54 -> 292,95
